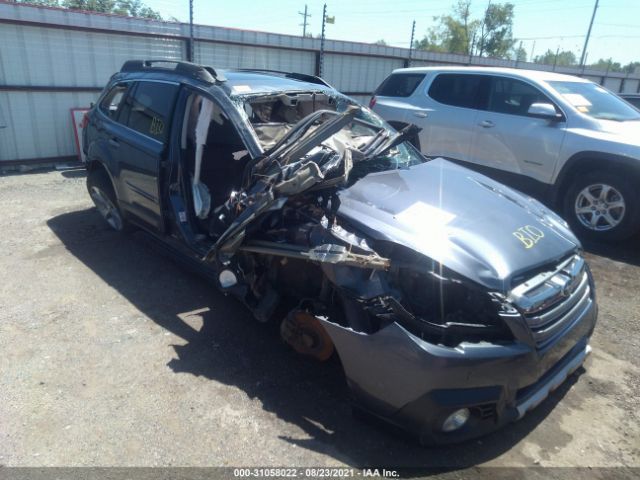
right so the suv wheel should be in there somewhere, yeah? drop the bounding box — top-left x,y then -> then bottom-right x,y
563,170 -> 640,241
87,169 -> 129,232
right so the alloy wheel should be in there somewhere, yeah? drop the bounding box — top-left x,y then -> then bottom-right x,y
574,183 -> 626,232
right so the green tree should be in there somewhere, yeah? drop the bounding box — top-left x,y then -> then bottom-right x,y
374,39 -> 388,46
15,0 -> 61,6
589,58 -> 623,72
476,3 -> 516,58
513,44 -> 527,62
534,49 -> 577,67
415,0 -> 479,55
17,0 -> 163,19
415,1 -> 516,59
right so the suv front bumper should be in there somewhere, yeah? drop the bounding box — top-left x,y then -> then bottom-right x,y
318,292 -> 597,444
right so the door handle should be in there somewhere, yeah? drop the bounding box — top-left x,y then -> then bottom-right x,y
479,120 -> 495,128
108,138 -> 120,148
413,111 -> 428,118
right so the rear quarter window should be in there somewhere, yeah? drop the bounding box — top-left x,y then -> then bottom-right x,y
428,73 -> 488,109
376,73 -> 426,97
99,83 -> 129,122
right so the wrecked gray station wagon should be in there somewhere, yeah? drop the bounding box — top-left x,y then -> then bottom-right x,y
83,60 -> 597,444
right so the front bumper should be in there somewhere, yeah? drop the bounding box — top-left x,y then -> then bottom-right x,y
318,289 -> 597,444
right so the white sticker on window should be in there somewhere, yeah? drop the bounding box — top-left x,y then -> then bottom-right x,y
562,93 -> 592,107
233,85 -> 252,93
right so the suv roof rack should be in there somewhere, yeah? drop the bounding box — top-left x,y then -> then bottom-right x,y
234,69 -> 331,88
120,60 -> 226,84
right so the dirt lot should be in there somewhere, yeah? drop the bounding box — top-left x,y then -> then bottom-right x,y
0,169 -> 639,474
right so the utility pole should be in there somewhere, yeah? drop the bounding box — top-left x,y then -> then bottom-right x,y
189,0 -> 194,62
529,40 -> 536,63
579,0 -> 599,68
515,40 -> 523,68
407,20 -> 416,67
319,3 -> 327,78
553,46 -> 560,71
299,4 -> 311,37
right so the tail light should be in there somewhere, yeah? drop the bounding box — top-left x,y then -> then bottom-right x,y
369,96 -> 377,109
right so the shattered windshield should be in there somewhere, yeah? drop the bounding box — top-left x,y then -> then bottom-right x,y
232,91 -> 426,181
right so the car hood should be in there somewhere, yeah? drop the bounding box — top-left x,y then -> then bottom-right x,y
337,158 -> 580,292
595,119 -> 640,144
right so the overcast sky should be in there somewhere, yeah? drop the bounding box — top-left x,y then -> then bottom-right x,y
143,0 -> 639,65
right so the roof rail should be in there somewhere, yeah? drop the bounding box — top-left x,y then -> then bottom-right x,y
120,60 -> 226,83
235,69 -> 331,88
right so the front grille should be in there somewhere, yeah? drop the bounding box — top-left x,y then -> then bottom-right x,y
509,255 -> 593,348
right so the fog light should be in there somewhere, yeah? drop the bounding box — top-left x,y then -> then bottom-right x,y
218,269 -> 237,288
442,408 -> 470,432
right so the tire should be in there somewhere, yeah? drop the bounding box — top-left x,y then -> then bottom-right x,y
87,168 -> 130,233
562,170 -> 640,242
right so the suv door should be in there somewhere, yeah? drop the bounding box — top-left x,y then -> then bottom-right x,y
118,80 -> 179,230
470,76 -> 566,185
418,73 -> 489,161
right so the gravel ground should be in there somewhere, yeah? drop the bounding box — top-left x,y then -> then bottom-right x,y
0,169 -> 638,474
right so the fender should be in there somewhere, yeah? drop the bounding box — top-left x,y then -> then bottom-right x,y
552,150 -> 640,206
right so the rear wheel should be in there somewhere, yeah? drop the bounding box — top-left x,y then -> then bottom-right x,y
563,170 -> 640,241
87,169 -> 129,232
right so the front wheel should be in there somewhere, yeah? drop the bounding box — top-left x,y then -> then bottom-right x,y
87,169 -> 129,232
563,170 -> 640,242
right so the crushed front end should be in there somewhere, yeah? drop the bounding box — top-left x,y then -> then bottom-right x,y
199,93 -> 597,444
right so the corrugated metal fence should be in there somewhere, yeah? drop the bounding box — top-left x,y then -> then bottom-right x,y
2,1 -> 640,165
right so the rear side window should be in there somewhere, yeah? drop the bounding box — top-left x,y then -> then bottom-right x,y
99,83 -> 129,121
376,73 -> 426,97
126,81 -> 179,142
428,74 -> 488,109
488,77 -> 552,116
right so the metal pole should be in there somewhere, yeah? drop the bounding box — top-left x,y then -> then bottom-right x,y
515,40 -> 523,68
189,0 -> 194,62
529,40 -> 536,63
299,4 -> 310,37
579,0 -> 599,67
319,3 -> 327,78
407,20 -> 416,67
553,46 -> 559,71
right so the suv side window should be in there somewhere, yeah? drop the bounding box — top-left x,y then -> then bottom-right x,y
488,77 -> 552,116
126,81 -> 179,142
99,83 -> 129,121
376,73 -> 426,97
428,74 -> 489,109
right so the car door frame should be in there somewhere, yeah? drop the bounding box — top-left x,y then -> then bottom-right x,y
113,79 -> 182,233
417,72 -> 491,162
469,74 -> 568,192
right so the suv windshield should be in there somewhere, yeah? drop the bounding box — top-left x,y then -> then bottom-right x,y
548,81 -> 640,121
233,91 -> 425,180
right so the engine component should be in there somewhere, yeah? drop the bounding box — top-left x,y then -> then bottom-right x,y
280,310 -> 335,361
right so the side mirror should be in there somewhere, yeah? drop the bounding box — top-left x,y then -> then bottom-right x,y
528,103 -> 563,121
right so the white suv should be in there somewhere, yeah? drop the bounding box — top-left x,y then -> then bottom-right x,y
371,66 -> 640,241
